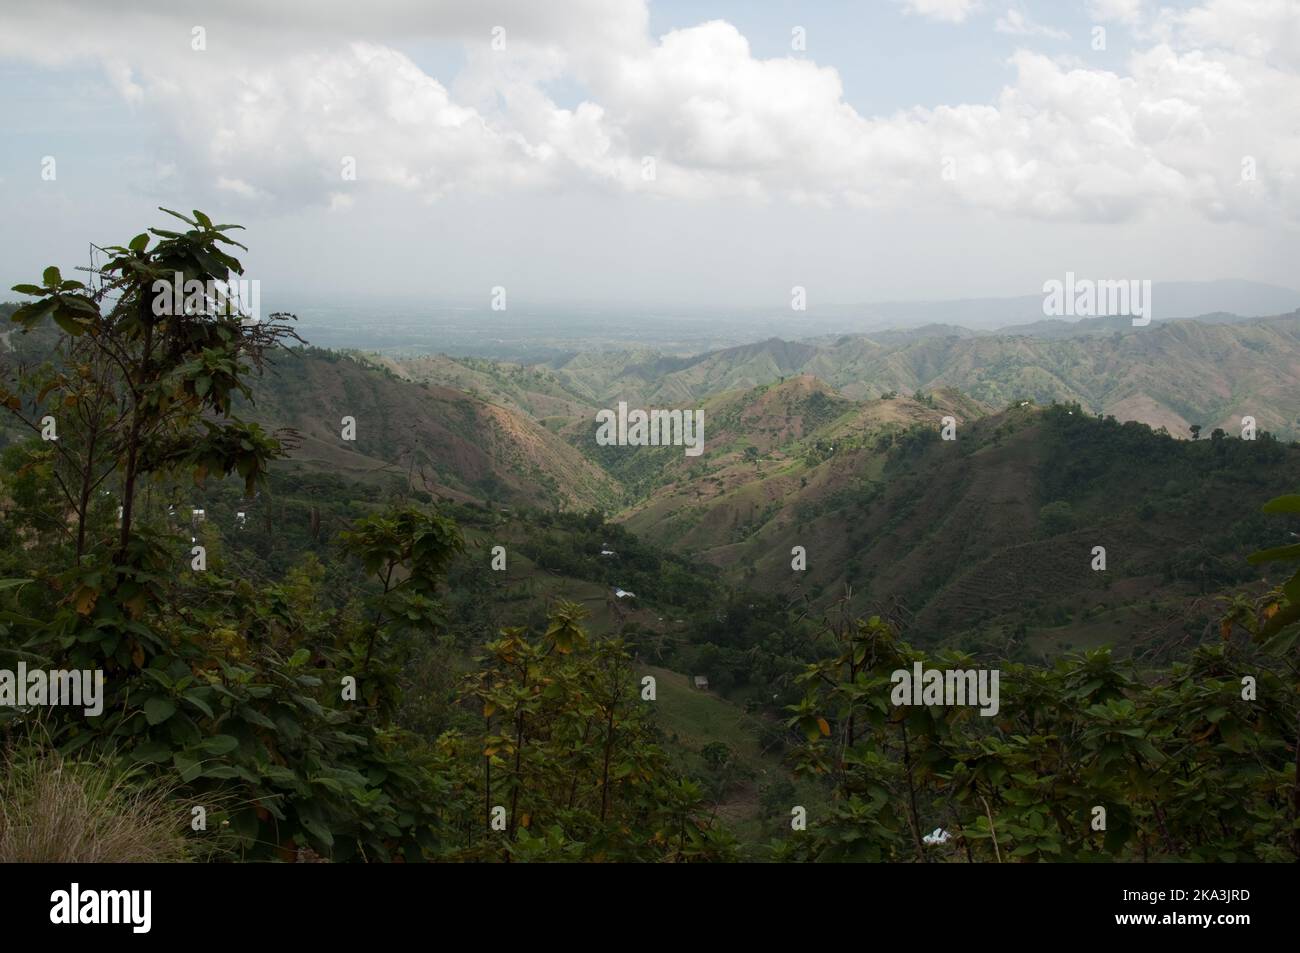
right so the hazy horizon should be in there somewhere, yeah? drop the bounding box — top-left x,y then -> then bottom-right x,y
4,0 -> 1298,311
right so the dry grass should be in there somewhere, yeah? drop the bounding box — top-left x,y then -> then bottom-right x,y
0,741 -> 193,863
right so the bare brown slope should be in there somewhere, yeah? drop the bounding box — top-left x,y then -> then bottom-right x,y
372,352 -> 598,420
244,350 -> 620,510
619,387 -> 989,556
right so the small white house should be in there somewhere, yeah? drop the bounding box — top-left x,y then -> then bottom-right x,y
692,675 -> 709,690
922,827 -> 951,846
613,588 -> 636,599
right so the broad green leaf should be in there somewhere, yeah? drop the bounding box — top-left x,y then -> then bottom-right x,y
1247,542 -> 1300,565
172,751 -> 202,783
183,690 -> 215,719
144,696 -> 177,725
131,739 -> 173,764
197,734 -> 239,756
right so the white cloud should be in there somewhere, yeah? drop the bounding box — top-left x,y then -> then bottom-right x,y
995,9 -> 1070,39
1175,0 -> 1300,69
1089,0 -> 1145,25
216,177 -> 267,200
897,0 -> 984,24
1,0 -> 1297,227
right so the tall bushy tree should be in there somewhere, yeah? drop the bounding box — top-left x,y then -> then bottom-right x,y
4,209 -> 297,571
0,214 -> 462,861
458,601 -> 736,862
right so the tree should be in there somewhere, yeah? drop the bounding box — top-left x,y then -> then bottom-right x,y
339,504 -> 464,715
0,213 -> 457,862
459,601 -> 735,861
4,208 -> 299,573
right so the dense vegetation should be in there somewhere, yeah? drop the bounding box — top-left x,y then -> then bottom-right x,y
784,610 -> 1299,861
0,212 -> 730,861
1,212 -> 1297,862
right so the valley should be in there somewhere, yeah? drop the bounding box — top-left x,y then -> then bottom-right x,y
7,0 -> 1300,874
4,291 -> 1298,863
217,309 -> 1300,672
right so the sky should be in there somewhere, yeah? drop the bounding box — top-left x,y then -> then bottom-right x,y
1,0 -> 1297,312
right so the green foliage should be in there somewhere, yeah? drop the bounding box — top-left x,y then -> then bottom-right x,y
4,213 -> 1298,864
0,213 -> 734,862
455,603 -> 735,861
1037,500 -> 1075,537
779,609 -> 1299,862
4,208 -> 300,568
515,508 -> 718,610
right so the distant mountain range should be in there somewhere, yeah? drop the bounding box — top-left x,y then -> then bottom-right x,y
281,279 -> 1300,357
375,311 -> 1300,442
815,279 -> 1300,333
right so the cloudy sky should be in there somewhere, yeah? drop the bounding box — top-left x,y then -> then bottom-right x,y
1,0 -> 1297,310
